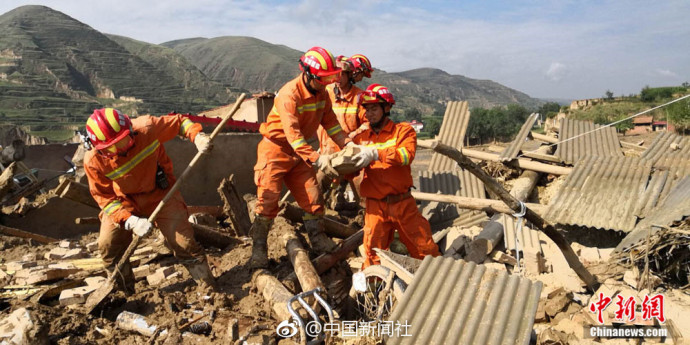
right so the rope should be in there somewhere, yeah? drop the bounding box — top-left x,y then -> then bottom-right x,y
520,94 -> 690,157
512,201 -> 526,275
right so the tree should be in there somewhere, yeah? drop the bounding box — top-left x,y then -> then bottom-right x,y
605,90 -> 614,100
404,108 -> 422,122
538,102 -> 561,116
666,98 -> 690,132
421,117 -> 442,137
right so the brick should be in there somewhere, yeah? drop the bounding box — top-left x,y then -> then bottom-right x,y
14,267 -> 81,285
146,266 -> 176,286
84,276 -> 106,288
48,262 -> 78,270
59,240 -> 78,249
133,246 -> 155,257
6,261 -> 37,271
45,248 -> 87,260
86,241 -> 99,252
133,264 -> 152,280
21,253 -> 37,262
59,285 -> 98,306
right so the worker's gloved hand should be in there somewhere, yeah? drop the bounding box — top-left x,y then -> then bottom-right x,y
314,154 -> 339,179
353,146 -> 378,169
194,132 -> 212,154
124,215 -> 153,237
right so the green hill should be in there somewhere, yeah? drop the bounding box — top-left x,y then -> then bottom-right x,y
162,37 -> 542,114
0,5 -> 232,129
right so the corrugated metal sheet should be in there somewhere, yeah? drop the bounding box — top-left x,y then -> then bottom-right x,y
555,118 -> 623,165
499,113 -> 539,162
640,132 -> 690,168
500,214 -> 542,253
429,101 -> 470,171
616,175 -> 690,252
418,170 -> 486,200
545,156 -> 653,232
387,256 -> 542,345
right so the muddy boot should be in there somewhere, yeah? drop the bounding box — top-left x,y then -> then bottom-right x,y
249,215 -> 273,269
184,259 -> 217,292
106,260 -> 135,296
304,217 -> 337,255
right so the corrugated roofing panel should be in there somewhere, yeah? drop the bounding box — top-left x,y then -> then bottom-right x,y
429,101 -> 470,171
616,175 -> 690,251
499,113 -> 539,162
500,214 -> 542,253
555,118 -> 623,164
640,132 -> 690,168
387,256 -> 541,345
545,156 -> 653,232
418,170 -> 486,200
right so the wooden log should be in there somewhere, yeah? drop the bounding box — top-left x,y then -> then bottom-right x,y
465,214 -> 505,263
190,223 -> 240,249
0,224 -> 58,244
521,151 -> 562,164
418,140 -> 599,292
531,132 -> 558,144
59,180 -> 98,209
620,140 -> 646,150
281,202 -> 358,238
75,217 -> 100,225
460,148 -> 572,175
284,230 -> 364,291
283,226 -> 325,294
217,175 -> 252,237
411,191 -> 547,216
252,269 -> 294,322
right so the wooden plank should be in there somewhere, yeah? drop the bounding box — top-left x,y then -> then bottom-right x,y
217,175 -> 252,236
75,217 -> 100,225
59,180 -> 98,209
0,224 -> 58,244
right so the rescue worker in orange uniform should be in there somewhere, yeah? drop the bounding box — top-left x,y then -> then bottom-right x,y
316,54 -> 374,207
249,47 -> 353,268
349,84 -> 441,268
83,108 -> 215,294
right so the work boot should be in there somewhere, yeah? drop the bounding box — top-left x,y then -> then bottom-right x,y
304,218 -> 337,255
106,260 -> 135,296
184,259 -> 217,292
249,215 -> 273,269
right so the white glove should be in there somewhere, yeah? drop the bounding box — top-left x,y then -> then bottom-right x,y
194,132 -> 212,154
314,154 -> 339,179
124,215 -> 153,237
353,147 -> 379,169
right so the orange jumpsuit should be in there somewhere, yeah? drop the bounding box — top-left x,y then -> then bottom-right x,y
255,75 -> 350,218
84,115 -> 205,272
352,118 -> 440,268
317,84 -> 367,155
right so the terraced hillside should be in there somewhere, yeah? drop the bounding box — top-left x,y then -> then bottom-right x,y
0,5 -> 234,129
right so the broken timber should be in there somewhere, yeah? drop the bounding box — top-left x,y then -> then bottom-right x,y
190,223 -> 241,249
282,202 -> 358,238
460,148 -> 572,175
283,226 -> 325,294
252,269 -> 294,322
418,140 -> 599,291
0,224 -> 58,244
218,175 -> 252,237
411,192 -> 547,216
59,180 -> 98,209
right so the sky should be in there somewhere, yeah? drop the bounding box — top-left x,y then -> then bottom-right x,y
1,0 -> 688,100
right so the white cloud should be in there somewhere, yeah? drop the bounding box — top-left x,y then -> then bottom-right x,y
656,69 -> 678,78
545,62 -> 567,82
0,0 -> 688,99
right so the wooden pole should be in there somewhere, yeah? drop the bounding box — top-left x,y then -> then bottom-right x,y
217,175 -> 252,236
411,191 -> 547,216
283,226 -> 325,294
252,269 -> 294,322
190,223 -> 241,249
459,148 -> 572,175
0,224 -> 58,244
418,140 -> 599,291
281,202 -> 358,238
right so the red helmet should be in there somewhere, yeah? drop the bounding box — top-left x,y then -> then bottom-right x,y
349,54 -> 373,78
358,84 -> 395,106
86,108 -> 133,151
335,55 -> 353,72
299,47 -> 341,85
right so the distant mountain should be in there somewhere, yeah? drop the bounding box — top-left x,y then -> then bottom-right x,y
164,36 -> 542,114
0,5 -> 542,132
0,5 -> 233,126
